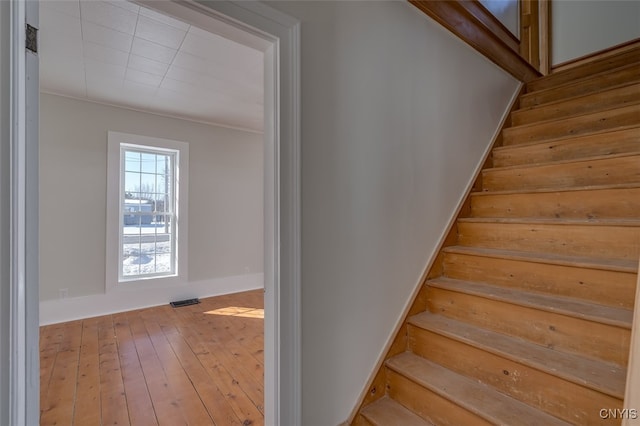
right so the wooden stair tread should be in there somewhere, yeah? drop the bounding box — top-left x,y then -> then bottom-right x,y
458,217 -> 640,227
360,397 -> 433,426
515,80 -> 640,114
484,151 -> 640,173
521,63 -> 640,108
526,48 -> 640,92
443,245 -> 638,273
493,125 -> 640,153
504,102 -> 640,134
471,182 -> 640,197
427,277 -> 633,328
386,352 -> 570,426
408,312 -> 627,399
501,104 -> 640,146
512,82 -> 640,126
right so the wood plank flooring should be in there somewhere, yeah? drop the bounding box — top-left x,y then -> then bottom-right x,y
40,289 -> 264,426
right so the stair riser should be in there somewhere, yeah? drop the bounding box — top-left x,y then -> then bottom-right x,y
353,415 -> 373,426
513,83 -> 640,126
470,187 -> 640,220
457,222 -> 640,261
502,104 -> 640,146
520,73 -> 640,108
443,252 -> 636,308
426,287 -> 631,364
408,326 -> 622,425
386,369 -> 492,426
493,128 -> 640,167
526,50 -> 640,92
484,155 -> 640,192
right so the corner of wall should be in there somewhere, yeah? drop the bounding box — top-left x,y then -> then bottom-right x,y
0,0 -> 11,421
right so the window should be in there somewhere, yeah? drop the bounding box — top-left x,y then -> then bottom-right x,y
121,146 -> 176,279
107,132 -> 188,288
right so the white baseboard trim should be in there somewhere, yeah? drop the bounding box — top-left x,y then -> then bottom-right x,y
39,273 -> 264,326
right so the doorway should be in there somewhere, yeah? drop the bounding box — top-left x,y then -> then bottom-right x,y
7,1 -> 301,424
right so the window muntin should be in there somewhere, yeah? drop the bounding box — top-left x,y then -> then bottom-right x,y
119,144 -> 178,281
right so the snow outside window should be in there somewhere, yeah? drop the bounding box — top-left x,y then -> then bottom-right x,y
106,132 -> 189,289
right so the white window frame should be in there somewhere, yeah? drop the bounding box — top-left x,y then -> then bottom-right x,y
106,131 -> 189,291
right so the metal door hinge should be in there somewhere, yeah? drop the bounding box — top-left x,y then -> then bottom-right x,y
26,24 -> 38,53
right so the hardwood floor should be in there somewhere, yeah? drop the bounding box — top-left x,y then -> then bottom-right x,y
40,289 -> 265,426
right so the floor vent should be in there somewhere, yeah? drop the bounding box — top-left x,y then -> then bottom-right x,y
170,298 -> 200,308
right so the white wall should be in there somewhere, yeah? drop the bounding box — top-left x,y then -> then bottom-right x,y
39,94 -> 263,318
266,2 -> 519,425
552,0 -> 640,65
0,0 -> 10,422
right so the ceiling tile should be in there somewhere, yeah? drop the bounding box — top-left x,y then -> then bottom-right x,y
125,68 -> 163,87
185,28 -> 263,69
85,71 -> 124,91
40,30 -> 84,64
131,37 -> 177,64
123,80 -> 158,97
135,16 -> 187,49
165,65 -> 207,88
40,0 -> 80,18
82,21 -> 133,52
104,0 -> 140,15
180,32 -> 215,61
171,51 -> 207,73
128,54 -> 170,77
158,78 -> 203,99
80,1 -> 138,35
40,7 -> 82,39
139,7 -> 190,31
85,59 -> 126,80
83,40 -> 129,67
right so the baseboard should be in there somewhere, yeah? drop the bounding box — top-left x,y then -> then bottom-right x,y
39,273 -> 264,325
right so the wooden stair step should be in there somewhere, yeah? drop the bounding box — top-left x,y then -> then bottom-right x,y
427,277 -> 632,328
456,217 -> 640,261
526,46 -> 640,92
409,312 -> 626,399
482,152 -> 640,192
360,397 -> 433,426
470,185 -> 640,219
502,103 -> 640,146
425,278 -> 631,364
443,245 -> 638,273
443,245 -> 638,309
512,82 -> 640,126
522,63 -> 640,108
493,126 -> 640,167
386,352 -> 570,426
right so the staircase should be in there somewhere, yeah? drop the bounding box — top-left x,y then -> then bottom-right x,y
353,47 -> 640,425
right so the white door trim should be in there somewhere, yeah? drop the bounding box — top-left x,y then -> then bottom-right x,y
9,0 -> 39,424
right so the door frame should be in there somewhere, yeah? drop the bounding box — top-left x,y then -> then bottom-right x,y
8,1 -> 301,425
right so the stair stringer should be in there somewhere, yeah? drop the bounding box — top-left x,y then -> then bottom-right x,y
344,84 -> 524,425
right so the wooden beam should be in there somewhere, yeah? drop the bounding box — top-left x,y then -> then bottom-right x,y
538,0 -> 551,75
410,0 -> 541,82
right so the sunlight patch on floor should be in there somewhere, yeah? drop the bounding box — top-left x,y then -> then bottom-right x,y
204,306 -> 265,318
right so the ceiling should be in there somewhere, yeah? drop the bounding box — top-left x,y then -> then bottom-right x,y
39,0 -> 264,132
